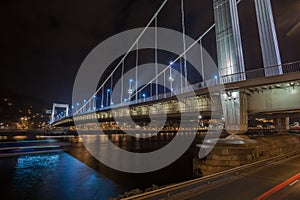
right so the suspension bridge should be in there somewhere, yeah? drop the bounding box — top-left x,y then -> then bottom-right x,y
50,0 -> 300,135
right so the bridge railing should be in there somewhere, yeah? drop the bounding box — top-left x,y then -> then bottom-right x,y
219,61 -> 300,84
59,61 -> 300,120
282,61 -> 300,73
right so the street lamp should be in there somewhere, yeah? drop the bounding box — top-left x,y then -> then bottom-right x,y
76,102 -> 80,113
93,95 -> 96,110
101,89 -> 104,108
169,76 -> 174,91
106,88 -> 111,107
142,93 -> 146,102
128,79 -> 133,100
83,99 -> 87,112
214,75 -> 218,84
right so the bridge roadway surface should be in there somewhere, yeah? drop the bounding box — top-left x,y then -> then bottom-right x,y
165,154 -> 300,200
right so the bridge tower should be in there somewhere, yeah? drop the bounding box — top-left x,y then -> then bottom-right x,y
213,0 -> 247,135
254,0 -> 282,76
213,0 -> 245,84
50,103 -> 69,124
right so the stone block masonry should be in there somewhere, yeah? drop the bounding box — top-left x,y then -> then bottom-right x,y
193,134 -> 300,177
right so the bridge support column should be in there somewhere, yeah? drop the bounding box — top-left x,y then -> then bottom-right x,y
254,0 -> 282,76
213,0 -> 245,83
275,117 -> 289,134
221,90 -> 248,135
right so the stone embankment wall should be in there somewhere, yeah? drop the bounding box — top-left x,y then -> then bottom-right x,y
193,134 -> 300,177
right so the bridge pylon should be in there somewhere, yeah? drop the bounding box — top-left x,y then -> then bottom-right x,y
254,0 -> 282,76
221,90 -> 248,135
213,0 -> 245,83
213,0 -> 248,135
50,103 -> 69,124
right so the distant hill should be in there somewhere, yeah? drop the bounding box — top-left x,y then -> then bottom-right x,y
0,89 -> 50,127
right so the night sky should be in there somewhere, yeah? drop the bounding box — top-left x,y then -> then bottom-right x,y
1,0 -> 299,106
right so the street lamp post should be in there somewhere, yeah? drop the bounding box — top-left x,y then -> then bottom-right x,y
76,102 -> 80,113
93,95 -> 96,110
214,75 -> 218,85
128,79 -> 133,101
101,89 -> 104,108
142,93 -> 146,102
106,89 -> 111,107
83,99 -> 87,112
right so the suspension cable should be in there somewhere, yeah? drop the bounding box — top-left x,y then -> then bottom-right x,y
200,39 -> 204,81
75,0 -> 168,114
135,42 -> 139,102
155,16 -> 158,99
121,61 -> 124,103
181,0 -> 187,87
132,24 -> 215,98
76,0 -> 244,113
131,0 -> 244,98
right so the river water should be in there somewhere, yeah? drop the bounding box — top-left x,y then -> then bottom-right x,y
0,132 -> 209,200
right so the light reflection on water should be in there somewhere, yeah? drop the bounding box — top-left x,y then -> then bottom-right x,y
13,154 -> 59,198
67,132 -> 207,191
1,152 -> 126,200
0,132 -> 212,199
13,136 -> 28,140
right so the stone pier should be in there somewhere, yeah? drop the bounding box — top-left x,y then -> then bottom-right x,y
275,117 -> 290,134
221,90 -> 248,135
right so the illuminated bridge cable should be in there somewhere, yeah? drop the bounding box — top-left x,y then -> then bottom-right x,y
111,73 -> 113,105
200,39 -> 204,82
131,0 -> 244,99
135,42 -> 139,102
180,57 -> 183,93
75,0 -> 244,114
121,61 -> 124,103
181,0 -> 187,87
164,71 -> 166,98
74,0 -> 169,114
131,24 -> 216,98
155,16 -> 158,99
101,89 -> 104,108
